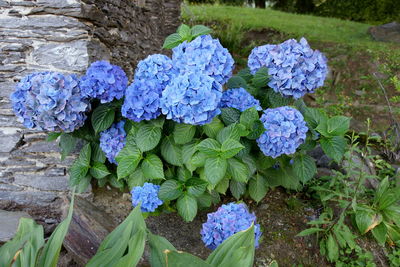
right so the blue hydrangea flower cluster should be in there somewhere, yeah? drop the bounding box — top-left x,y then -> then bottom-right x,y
10,72 -> 89,132
131,182 -> 163,212
160,72 -> 223,125
122,79 -> 163,122
79,60 -> 128,103
201,202 -> 262,250
219,87 -> 262,111
257,106 -> 308,158
172,35 -> 234,85
248,38 -> 328,99
134,54 -> 176,88
99,121 -> 126,164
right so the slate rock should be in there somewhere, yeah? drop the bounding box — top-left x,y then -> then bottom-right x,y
368,22 -> 400,43
0,210 -> 32,244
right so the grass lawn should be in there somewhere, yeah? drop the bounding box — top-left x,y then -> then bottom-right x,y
182,4 -> 391,51
182,4 -> 400,131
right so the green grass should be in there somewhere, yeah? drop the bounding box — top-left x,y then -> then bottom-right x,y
182,4 -> 393,50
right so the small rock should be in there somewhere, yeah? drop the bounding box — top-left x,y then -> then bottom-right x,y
368,22 -> 400,43
0,210 -> 32,244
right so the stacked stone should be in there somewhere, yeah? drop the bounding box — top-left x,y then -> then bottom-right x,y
0,0 -> 181,234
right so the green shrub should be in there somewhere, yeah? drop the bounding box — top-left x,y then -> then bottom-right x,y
219,0 -> 246,6
187,0 -> 217,5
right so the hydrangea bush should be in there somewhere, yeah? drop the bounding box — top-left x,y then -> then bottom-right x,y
11,24 -> 350,226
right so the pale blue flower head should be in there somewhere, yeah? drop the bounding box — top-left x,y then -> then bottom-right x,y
99,120 -> 126,164
172,35 -> 234,85
131,182 -> 163,212
10,71 -> 90,132
257,106 -> 308,158
122,79 -> 163,122
160,72 -> 223,125
80,60 -> 128,103
201,202 -> 262,250
219,87 -> 262,111
134,54 -> 176,89
248,38 -> 328,99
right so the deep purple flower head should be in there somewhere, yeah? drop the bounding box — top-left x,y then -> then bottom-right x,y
10,72 -> 90,132
122,79 -> 162,122
172,35 -> 234,85
80,60 -> 128,103
160,72 -> 222,125
257,106 -> 308,158
131,182 -> 163,212
248,38 -> 328,99
201,202 -> 262,250
219,87 -> 262,112
99,120 -> 126,164
134,54 -> 176,89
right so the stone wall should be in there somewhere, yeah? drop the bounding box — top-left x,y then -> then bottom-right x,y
0,0 -> 181,233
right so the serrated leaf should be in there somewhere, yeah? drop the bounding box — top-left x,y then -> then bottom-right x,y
237,67 -> 253,82
327,116 -> 350,136
264,166 -> 300,190
230,180 -> 246,199
116,143 -> 141,179
159,180 -> 183,201
215,176 -> 230,194
177,194 -> 198,222
251,67 -> 269,88
203,117 -> 224,138
186,178 -> 207,197
205,157 -> 227,186
220,107 -> 241,125
221,138 -> 244,159
91,142 -> 106,163
177,167 -> 192,182
59,133 -> 77,160
136,124 -> 161,152
127,167 -> 147,189
227,158 -> 250,183
293,154 -> 317,183
267,89 -> 292,108
217,123 -> 245,143
90,162 -> 110,179
142,154 -> 164,179
227,76 -> 248,89
163,33 -> 183,49
190,25 -> 212,38
320,136 -> 347,163
91,105 -> 115,133
178,24 -> 191,39
240,107 -> 259,129
249,174 -> 267,202
173,123 -> 196,145
196,138 -> 221,156
196,193 -> 213,208
47,132 -> 61,142
161,136 -> 183,166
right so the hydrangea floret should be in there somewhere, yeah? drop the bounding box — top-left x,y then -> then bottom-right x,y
99,120 -> 126,164
122,79 -> 163,122
131,182 -> 163,212
160,72 -> 222,125
219,87 -> 262,111
10,71 -> 89,132
248,38 -> 328,99
257,106 -> 308,158
201,202 -> 262,250
134,54 -> 176,89
79,60 -> 128,103
172,34 -> 234,85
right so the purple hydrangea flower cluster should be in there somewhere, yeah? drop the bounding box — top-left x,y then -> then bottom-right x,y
10,72 -> 89,132
257,106 -> 308,158
80,61 -> 128,103
219,87 -> 262,112
201,202 -> 262,250
248,38 -> 328,99
99,120 -> 126,164
160,72 -> 223,125
131,182 -> 163,212
172,34 -> 234,85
